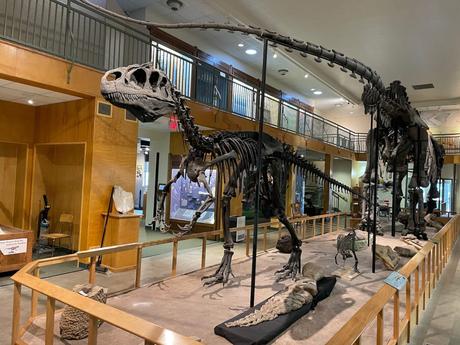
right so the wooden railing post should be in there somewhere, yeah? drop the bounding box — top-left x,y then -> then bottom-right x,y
31,268 -> 40,317
89,256 -> 96,284
45,297 -> 56,345
171,240 -> 178,276
88,315 -> 99,345
201,236 -> 207,269
405,275 -> 411,342
393,290 -> 400,342
415,266 -> 420,324
330,215 -> 333,233
11,282 -> 21,345
377,309 -> 384,345
422,257 -> 426,310
321,218 -> 325,236
313,219 -> 316,237
427,251 -> 432,298
337,214 -> 341,231
135,247 -> 142,288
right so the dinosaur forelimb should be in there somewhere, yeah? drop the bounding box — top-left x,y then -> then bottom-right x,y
154,168 -> 183,232
176,171 -> 215,235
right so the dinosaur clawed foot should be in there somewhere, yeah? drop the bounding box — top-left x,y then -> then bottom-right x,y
275,246 -> 302,282
173,223 -> 194,237
201,249 -> 234,286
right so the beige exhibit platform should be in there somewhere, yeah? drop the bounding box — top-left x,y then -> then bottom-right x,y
100,212 -> 140,272
0,225 -> 33,273
20,229 -> 437,345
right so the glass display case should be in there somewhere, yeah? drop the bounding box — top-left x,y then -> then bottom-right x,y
169,168 -> 217,224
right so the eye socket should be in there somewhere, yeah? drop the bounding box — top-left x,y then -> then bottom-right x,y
107,71 -> 122,81
149,71 -> 160,86
131,69 -> 147,86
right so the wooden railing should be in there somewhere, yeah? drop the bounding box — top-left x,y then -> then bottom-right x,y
11,212 -> 346,345
327,214 -> 460,345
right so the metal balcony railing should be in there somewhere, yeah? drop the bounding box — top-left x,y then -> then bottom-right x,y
0,0 -> 372,153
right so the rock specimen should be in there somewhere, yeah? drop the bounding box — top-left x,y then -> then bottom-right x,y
276,234 -> 293,253
394,245 -> 418,258
375,245 -> 400,270
60,284 -> 108,340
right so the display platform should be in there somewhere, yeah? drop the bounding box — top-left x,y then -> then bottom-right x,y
20,227 -> 438,345
215,276 -> 336,345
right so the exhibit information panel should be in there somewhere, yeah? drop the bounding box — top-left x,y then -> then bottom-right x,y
170,168 -> 217,224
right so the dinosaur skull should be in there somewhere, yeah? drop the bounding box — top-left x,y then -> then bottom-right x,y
100,62 -> 178,122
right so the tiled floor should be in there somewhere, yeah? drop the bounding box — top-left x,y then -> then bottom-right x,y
411,239 -> 460,345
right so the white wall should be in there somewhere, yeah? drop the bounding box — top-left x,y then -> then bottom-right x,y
331,158 -> 352,212
138,127 -> 171,225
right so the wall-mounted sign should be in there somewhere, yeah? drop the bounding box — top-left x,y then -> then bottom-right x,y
0,238 -> 28,255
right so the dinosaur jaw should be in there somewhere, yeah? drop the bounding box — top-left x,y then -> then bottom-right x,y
101,90 -> 174,123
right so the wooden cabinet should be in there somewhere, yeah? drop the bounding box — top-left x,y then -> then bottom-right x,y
100,213 -> 140,272
0,225 -> 34,273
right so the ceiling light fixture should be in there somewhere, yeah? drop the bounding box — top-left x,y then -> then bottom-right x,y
27,99 -> 34,105
245,49 -> 257,55
313,90 -> 323,95
238,43 -> 244,47
273,53 -> 277,58
304,74 -> 309,78
310,88 -> 316,91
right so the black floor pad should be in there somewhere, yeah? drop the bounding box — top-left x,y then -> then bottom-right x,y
214,276 -> 336,345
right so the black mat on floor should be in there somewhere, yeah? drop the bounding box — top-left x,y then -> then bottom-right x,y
214,276 -> 336,345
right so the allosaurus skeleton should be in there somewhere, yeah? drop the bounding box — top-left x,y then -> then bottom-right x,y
81,0 -> 443,283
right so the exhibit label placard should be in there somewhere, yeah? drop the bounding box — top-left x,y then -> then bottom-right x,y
0,238 -> 28,255
384,271 -> 407,290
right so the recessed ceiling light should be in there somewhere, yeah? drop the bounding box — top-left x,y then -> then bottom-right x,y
335,104 -> 341,107
27,99 -> 34,105
310,88 -> 316,91
238,43 -> 244,47
304,74 -> 309,78
273,53 -> 277,58
245,49 -> 257,55
313,90 -> 323,95
350,111 -> 354,114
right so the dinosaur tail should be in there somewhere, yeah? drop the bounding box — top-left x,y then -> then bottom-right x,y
274,150 -> 365,200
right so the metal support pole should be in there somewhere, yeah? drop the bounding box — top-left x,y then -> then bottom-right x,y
250,38 -> 268,308
367,111 -> 375,245
391,133 -> 397,237
151,152 -> 160,230
372,107 -> 380,273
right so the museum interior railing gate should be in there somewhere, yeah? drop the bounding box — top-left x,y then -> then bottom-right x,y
327,215 -> 460,345
10,212 -> 345,345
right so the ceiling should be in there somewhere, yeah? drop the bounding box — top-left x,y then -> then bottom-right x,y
0,79 -> 81,106
115,0 -> 460,133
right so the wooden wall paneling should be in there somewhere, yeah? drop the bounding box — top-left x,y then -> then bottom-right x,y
0,100 -> 36,144
0,143 -> 18,226
85,107 -> 138,251
31,143 -> 86,250
0,41 -> 102,98
12,144 -> 28,228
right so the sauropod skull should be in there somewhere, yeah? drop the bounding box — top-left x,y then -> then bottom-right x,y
100,62 -> 178,122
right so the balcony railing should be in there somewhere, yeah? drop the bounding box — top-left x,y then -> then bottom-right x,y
17,0 -> 460,156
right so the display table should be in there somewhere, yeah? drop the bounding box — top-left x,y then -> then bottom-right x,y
0,225 -> 34,273
101,212 -> 140,272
